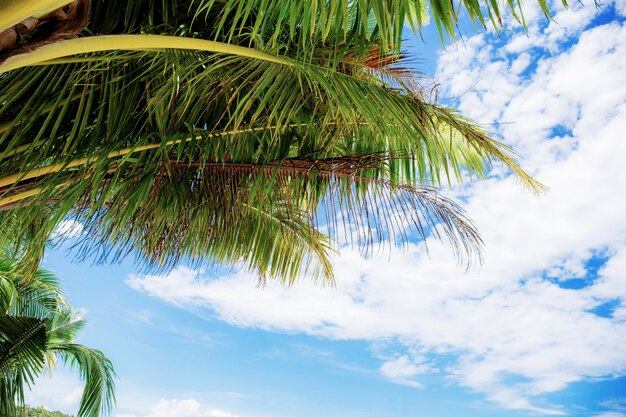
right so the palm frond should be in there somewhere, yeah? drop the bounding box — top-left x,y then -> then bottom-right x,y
0,258 -> 115,417
0,48 -> 541,189
188,0 -> 563,53
19,158 -> 480,282
50,340 -> 116,417
0,209 -> 60,274
0,315 -> 48,414
0,0 -> 554,283
0,46 -> 520,280
0,271 -> 17,314
0,259 -> 67,319
0,0 -> 75,32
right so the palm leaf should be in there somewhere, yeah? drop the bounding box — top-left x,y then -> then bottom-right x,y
47,310 -> 115,417
0,45 -> 520,280
0,0 -> 75,32
0,259 -> 67,319
0,0 -> 552,283
0,258 -> 115,417
0,315 -> 48,415
27,158 -> 481,282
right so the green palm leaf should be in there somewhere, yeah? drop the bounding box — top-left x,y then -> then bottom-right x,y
46,310 -> 115,417
0,258 -> 116,417
0,315 -> 49,416
0,0 -> 554,282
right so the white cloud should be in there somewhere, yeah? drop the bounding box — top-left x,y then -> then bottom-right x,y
378,356 -> 428,388
57,387 -> 84,407
206,410 -> 239,417
25,372 -> 242,417
144,399 -> 238,417
25,371 -> 84,413
128,3 -> 626,416
50,219 -> 84,240
146,399 -> 201,417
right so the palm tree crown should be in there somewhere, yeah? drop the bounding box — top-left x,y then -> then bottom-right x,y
0,257 -> 116,417
0,0 -> 557,283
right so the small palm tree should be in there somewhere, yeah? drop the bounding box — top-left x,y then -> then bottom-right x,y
0,258 -> 116,417
0,0 -> 558,283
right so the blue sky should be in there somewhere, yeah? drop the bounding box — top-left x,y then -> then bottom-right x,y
26,1 -> 626,416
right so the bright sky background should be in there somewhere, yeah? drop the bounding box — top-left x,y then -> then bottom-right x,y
26,1 -> 626,416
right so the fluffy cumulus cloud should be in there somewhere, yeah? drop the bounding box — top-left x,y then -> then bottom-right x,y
116,398 -> 238,417
127,1 -> 626,415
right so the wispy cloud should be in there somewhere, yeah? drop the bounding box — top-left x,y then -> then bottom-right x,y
25,370 -> 84,413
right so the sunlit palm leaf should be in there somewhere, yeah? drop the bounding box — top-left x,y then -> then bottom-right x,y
0,315 -> 48,415
0,259 -> 116,417
46,309 -> 116,417
0,259 -> 67,319
0,0 -> 554,282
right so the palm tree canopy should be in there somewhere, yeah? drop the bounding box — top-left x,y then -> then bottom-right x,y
0,0 -> 556,283
0,258 -> 116,417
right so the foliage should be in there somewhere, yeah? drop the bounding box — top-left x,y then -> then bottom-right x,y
0,258 -> 116,417
0,0 -> 558,283
20,406 -> 73,417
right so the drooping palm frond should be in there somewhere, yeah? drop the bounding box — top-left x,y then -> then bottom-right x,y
0,271 -> 17,313
45,309 -> 116,417
0,315 -> 49,416
0,208 -> 59,276
52,344 -> 116,417
0,47 -> 535,281
0,0 -> 554,282
53,157 -> 480,283
0,38 -> 544,186
0,258 -> 115,417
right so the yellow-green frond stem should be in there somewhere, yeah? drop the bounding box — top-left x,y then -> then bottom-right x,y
0,0 -> 74,32
0,34 -> 293,73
